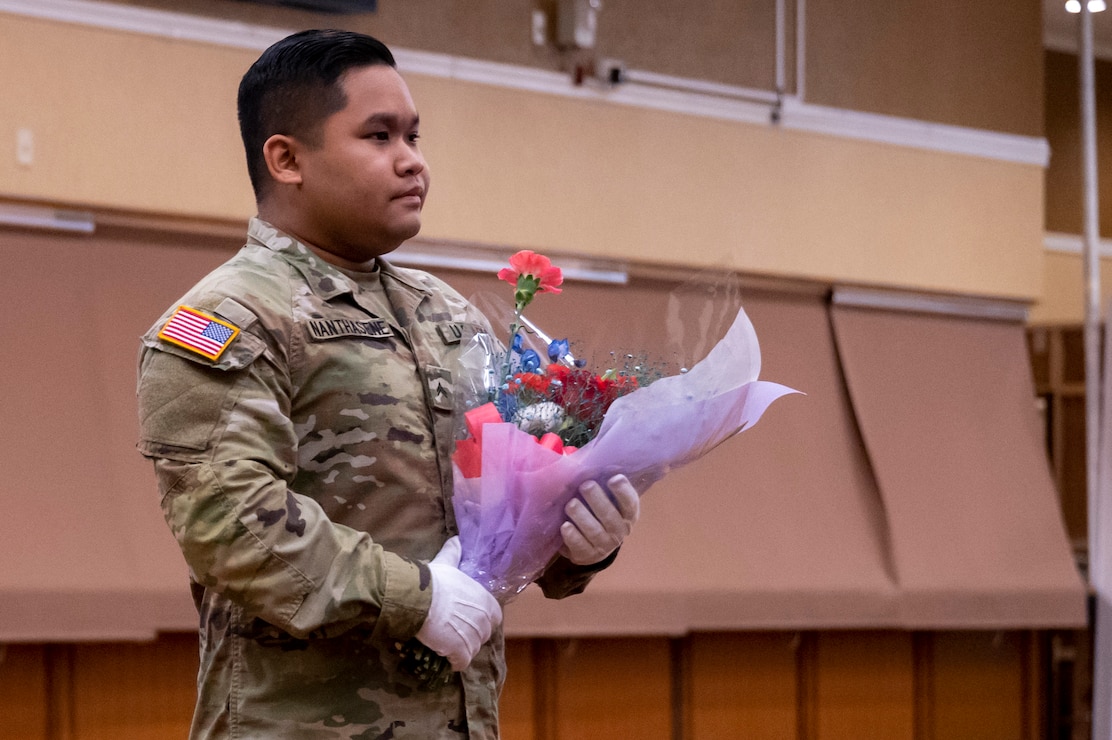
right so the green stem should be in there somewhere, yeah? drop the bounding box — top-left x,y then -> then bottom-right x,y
501,309 -> 523,390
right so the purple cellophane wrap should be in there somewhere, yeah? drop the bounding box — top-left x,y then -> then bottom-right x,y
451,307 -> 797,601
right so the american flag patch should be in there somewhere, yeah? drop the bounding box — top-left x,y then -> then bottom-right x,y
157,306 -> 241,360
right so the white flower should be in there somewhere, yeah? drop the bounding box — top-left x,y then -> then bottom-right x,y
512,402 -> 565,436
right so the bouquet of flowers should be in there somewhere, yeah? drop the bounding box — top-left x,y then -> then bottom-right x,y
398,250 -> 797,686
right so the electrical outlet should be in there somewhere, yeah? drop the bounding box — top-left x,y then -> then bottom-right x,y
16,128 -> 33,166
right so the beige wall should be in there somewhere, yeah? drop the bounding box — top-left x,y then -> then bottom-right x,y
0,9 -> 1046,301
0,14 -> 257,217
1031,250 -> 1112,325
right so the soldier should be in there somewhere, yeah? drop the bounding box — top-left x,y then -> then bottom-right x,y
136,29 -> 639,739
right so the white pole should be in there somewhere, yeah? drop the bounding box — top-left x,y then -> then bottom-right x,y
1081,3 -> 1112,739
775,0 -> 785,95
795,0 -> 806,101
1082,0 -> 1102,554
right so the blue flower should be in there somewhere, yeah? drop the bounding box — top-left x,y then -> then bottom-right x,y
512,332 -> 524,353
547,338 -> 570,362
495,392 -> 518,420
520,349 -> 542,372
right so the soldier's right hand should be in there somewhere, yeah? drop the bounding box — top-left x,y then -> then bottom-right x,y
416,536 -> 502,671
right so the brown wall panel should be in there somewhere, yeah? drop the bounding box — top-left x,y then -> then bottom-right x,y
685,632 -> 799,739
549,637 -> 673,740
1061,395 -> 1090,543
0,630 -> 1053,738
70,634 -> 199,740
109,0 -> 782,90
0,645 -> 50,739
592,0 -> 784,90
1045,50 -> 1112,237
501,639 -> 537,740
813,631 -> 916,739
806,0 -> 1042,135
929,632 -> 1032,739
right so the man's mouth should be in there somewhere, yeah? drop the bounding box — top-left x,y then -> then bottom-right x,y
395,186 -> 424,201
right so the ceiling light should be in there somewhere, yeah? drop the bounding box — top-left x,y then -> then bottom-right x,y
1066,0 -> 1107,12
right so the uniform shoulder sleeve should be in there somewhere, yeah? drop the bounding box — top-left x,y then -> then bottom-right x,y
136,260 -> 292,457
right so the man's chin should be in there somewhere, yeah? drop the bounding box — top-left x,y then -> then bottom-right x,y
392,219 -> 423,247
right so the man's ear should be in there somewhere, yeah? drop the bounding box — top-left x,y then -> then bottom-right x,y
262,134 -> 303,186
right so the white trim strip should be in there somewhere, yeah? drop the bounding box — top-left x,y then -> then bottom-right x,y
0,0 -> 287,49
832,286 -> 1029,322
1045,230 -> 1112,258
391,251 -> 629,285
0,0 -> 1049,166
779,98 -> 1050,167
395,238 -> 629,284
0,203 -> 95,233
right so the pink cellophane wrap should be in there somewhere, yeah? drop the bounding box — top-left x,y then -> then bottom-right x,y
452,307 -> 798,601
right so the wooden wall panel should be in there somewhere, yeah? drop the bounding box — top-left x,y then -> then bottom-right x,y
1027,325 -> 1089,546
69,634 -> 198,740
813,631 -> 915,740
549,637 -> 673,740
1045,51 -> 1112,238
0,630 -> 1058,738
928,632 -> 1031,740
805,0 -> 1042,135
501,639 -> 537,740
0,644 -> 50,739
685,632 -> 798,740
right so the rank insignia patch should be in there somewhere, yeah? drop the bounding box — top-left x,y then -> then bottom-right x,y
158,305 -> 240,360
426,365 -> 454,412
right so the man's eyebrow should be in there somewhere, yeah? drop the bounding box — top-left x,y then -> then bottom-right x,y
364,112 -> 420,128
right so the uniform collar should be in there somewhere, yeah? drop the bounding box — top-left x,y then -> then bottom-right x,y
247,217 -> 430,300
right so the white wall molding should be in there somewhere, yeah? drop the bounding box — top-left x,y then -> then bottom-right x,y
832,286 -> 1029,322
0,0 -> 285,49
1,0 -> 1049,166
1045,230 -> 1112,258
779,98 -> 1049,167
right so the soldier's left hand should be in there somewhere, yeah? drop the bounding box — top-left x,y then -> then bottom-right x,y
559,474 -> 640,565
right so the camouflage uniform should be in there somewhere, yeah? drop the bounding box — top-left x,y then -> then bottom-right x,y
137,219 -> 606,739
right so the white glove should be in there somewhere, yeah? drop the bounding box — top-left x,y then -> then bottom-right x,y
559,474 -> 641,565
416,536 -> 502,672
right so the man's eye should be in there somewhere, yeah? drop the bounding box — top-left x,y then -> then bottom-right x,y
407,133 -> 421,144
366,131 -> 389,141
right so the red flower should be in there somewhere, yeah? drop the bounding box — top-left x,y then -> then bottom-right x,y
510,371 -> 553,395
498,250 -> 563,311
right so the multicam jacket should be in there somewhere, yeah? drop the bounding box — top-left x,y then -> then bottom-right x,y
137,219 -> 605,739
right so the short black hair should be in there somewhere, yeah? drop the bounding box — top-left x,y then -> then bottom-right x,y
237,29 -> 396,199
